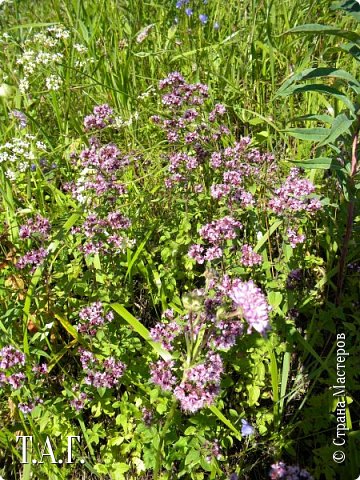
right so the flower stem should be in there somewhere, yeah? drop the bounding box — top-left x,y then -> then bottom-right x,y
153,399 -> 178,479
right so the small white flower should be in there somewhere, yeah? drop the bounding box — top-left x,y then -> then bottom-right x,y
19,78 -> 29,94
45,75 -> 62,91
5,169 -> 17,181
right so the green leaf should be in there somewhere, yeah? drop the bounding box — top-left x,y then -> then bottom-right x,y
254,219 -> 282,253
279,352 -> 291,417
110,303 -> 172,361
339,42 -> 360,61
185,449 -> 200,465
284,127 -> 330,141
286,23 -> 360,42
208,405 -> 241,439
290,157 -> 343,170
332,0 -> 360,22
278,68 -> 360,98
277,83 -> 355,111
317,113 -> 354,146
54,312 -> 81,342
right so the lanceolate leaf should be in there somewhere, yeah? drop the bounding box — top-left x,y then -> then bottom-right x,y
278,68 -> 360,97
290,157 -> 343,170
111,303 -> 172,361
339,42 -> 360,61
286,23 -> 360,42
332,0 -> 360,22
277,83 -> 355,112
284,127 -> 330,142
317,113 -> 354,147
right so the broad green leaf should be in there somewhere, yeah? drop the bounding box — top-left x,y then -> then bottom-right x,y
284,127 -> 330,141
332,0 -> 360,22
279,351 -> 291,417
340,42 -> 360,61
277,83 -> 355,111
278,68 -> 360,98
286,23 -> 360,42
290,157 -> 343,170
293,113 -> 335,124
317,113 -> 354,147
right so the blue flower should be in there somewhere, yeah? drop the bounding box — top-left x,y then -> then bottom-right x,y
241,419 -> 255,436
185,8 -> 193,16
176,0 -> 189,7
199,14 -> 208,24
214,21 -> 220,30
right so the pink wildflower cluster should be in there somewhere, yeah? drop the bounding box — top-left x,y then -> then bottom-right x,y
268,168 -> 321,214
150,353 -> 223,413
84,104 -> 114,130
150,360 -> 177,391
287,228 -> 305,248
18,397 -> 43,414
77,301 -> 114,336
150,317 -> 181,351
149,278 -> 271,412
228,279 -> 271,335
240,244 -> 262,267
16,247 -> 48,271
269,462 -> 313,480
188,216 -> 241,264
70,391 -> 88,411
0,345 -> 26,390
158,71 -> 209,109
19,214 -> 50,239
78,348 -> 126,389
72,211 -> 132,255
173,352 -> 223,412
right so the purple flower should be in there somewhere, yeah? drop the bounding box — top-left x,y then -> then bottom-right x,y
84,104 -> 114,131
287,228 -> 305,248
188,244 -> 205,264
32,363 -> 48,375
211,184 -> 231,199
83,357 -> 126,388
19,215 -> 50,240
199,14 -> 208,24
268,168 -> 321,214
77,302 -> 113,336
174,353 -> 223,412
70,392 -> 88,411
150,360 -> 177,391
240,244 -> 262,267
269,462 -> 313,480
199,216 -> 242,245
229,280 -> 271,335
0,346 -> 25,369
141,406 -> 153,425
150,321 -> 181,351
185,8 -> 193,16
241,419 -> 255,436
176,0 -> 189,7
16,247 -> 48,270
10,110 -> 27,129
7,372 -> 26,389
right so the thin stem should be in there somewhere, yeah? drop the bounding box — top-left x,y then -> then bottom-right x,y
335,123 -> 359,305
153,399 -> 178,480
